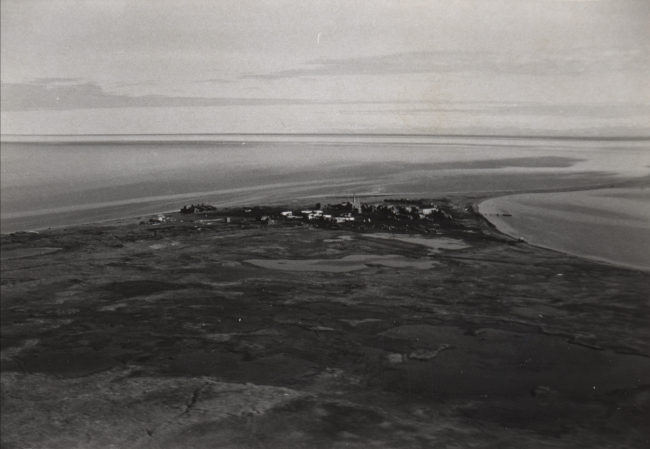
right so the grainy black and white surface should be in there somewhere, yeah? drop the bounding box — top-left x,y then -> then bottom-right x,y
2,201 -> 648,448
2,1 -> 649,447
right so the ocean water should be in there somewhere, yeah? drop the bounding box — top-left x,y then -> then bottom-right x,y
1,135 -> 649,269
479,188 -> 650,271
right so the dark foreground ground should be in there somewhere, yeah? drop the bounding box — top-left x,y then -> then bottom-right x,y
1,199 -> 649,449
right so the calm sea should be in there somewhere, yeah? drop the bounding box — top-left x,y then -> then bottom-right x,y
479,188 -> 650,271
2,134 -> 649,268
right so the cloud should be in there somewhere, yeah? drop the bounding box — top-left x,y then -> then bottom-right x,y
240,48 -> 646,81
0,79 -> 311,112
342,103 -> 650,118
31,78 -> 84,85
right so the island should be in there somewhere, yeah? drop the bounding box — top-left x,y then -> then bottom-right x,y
2,195 -> 649,448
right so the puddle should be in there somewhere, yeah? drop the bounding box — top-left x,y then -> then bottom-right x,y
246,254 -> 437,272
364,234 -> 470,252
323,235 -> 355,243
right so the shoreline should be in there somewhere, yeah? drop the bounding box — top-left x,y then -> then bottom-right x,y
0,208 -> 179,236
476,191 -> 650,273
3,179 -> 648,275
4,175 -> 647,236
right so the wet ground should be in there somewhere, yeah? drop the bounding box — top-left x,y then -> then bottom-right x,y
1,204 -> 649,448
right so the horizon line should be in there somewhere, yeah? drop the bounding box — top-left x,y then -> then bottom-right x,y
2,132 -> 649,142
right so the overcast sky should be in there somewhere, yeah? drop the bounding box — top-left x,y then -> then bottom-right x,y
1,0 -> 648,136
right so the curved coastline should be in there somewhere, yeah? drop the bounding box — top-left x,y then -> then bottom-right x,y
477,188 -> 650,272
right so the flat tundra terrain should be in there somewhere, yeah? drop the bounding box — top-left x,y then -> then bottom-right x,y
1,199 -> 649,449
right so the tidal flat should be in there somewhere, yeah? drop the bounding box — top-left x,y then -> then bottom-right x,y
1,199 -> 649,449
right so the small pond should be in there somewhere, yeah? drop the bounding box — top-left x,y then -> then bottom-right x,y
364,234 -> 470,252
246,254 -> 437,272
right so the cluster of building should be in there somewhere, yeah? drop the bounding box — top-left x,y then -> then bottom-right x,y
180,204 -> 218,214
149,214 -> 167,223
276,199 -> 452,224
359,203 -> 451,220
174,197 -> 452,227
279,209 -> 359,224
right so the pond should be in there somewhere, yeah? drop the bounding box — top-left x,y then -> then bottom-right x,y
246,254 -> 437,272
363,234 -> 470,252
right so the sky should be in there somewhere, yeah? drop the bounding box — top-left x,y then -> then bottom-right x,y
1,0 -> 649,136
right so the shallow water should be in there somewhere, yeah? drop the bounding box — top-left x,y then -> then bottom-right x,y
245,254 -> 437,272
364,234 -> 470,252
2,135 -> 648,233
479,187 -> 650,271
